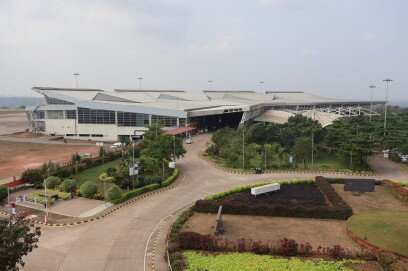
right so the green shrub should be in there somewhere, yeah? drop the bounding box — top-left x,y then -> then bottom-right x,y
80,181 -> 98,198
111,183 -> 160,204
106,185 -> 123,201
21,168 -> 44,187
162,168 -> 179,187
56,167 -> 72,178
0,186 -> 8,202
44,176 -> 61,189
61,179 -> 77,193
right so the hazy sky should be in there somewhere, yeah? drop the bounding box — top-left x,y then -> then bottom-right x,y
0,0 -> 407,101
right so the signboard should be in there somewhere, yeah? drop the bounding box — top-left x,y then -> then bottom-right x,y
131,135 -> 143,141
96,142 -> 104,147
344,179 -> 375,193
288,155 -> 293,164
129,163 -> 139,176
168,161 -> 176,169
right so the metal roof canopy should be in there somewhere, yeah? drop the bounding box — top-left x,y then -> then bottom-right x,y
164,126 -> 196,135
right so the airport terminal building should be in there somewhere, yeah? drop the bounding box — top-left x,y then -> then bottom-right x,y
26,87 -> 384,141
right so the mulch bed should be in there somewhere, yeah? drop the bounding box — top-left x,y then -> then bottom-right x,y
217,183 -> 327,207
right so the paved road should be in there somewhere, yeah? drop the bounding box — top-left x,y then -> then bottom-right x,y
22,134 -> 400,271
369,155 -> 408,182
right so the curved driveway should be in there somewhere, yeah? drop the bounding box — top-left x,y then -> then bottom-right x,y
23,134 -> 387,271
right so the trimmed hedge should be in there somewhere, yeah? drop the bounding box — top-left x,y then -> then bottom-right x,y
0,185 -> 8,202
44,176 -> 62,189
110,167 -> 179,204
106,185 -> 123,201
195,177 -> 352,220
111,183 -> 160,204
61,179 -> 77,193
162,168 -> 179,187
206,179 -> 313,201
383,180 -> 408,202
326,178 -> 382,185
80,181 -> 98,199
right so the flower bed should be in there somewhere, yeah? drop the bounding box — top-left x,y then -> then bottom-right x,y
383,180 -> 408,202
194,177 -> 352,220
25,189 -> 71,205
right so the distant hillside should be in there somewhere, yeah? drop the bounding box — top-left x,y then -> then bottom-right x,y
390,100 -> 408,108
0,96 -> 42,108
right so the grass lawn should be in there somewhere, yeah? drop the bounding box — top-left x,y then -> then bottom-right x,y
299,151 -> 367,172
72,159 -> 122,193
348,211 -> 408,257
183,251 -> 361,271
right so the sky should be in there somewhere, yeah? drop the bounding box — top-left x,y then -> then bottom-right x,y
0,0 -> 407,101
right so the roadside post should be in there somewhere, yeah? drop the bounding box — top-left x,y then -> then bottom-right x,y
131,132 -> 143,189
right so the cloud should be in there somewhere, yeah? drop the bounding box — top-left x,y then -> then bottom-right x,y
301,47 -> 318,56
185,36 -> 237,58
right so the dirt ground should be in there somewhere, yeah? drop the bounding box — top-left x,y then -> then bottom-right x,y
183,184 -> 408,254
0,140 -> 98,179
0,110 -> 28,135
332,184 -> 408,213
183,213 -> 362,252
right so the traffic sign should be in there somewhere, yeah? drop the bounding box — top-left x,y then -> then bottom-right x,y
129,163 -> 139,176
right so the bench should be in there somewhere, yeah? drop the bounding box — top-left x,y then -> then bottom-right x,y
214,205 -> 224,235
251,183 -> 280,196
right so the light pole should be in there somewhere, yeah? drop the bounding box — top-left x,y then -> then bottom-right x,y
73,73 -> 80,89
260,81 -> 264,93
242,127 -> 245,170
208,80 -> 213,91
383,78 -> 393,138
369,85 -> 376,122
138,76 -> 143,91
173,135 -> 176,161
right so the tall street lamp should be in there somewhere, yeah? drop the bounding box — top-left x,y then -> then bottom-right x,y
260,81 -> 264,93
369,85 -> 376,122
73,73 -> 80,89
208,80 -> 213,91
138,77 -> 143,91
383,78 -> 393,138
242,127 -> 245,170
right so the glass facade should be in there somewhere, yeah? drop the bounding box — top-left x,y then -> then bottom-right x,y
47,110 -> 64,119
77,107 -> 115,124
151,115 -> 177,127
117,111 -> 149,127
66,110 -> 76,119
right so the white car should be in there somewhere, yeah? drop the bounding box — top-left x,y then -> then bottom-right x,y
185,137 -> 193,144
110,142 -> 123,150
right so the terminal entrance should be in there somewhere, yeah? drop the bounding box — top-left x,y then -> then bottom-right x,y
189,112 -> 243,131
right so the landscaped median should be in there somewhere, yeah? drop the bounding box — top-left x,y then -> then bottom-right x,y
110,167 -> 179,204
202,152 -> 376,176
195,177 -> 353,220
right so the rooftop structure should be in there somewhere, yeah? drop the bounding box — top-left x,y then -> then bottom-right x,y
26,87 -> 384,141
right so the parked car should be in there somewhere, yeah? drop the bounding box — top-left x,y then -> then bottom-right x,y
110,142 -> 123,150
80,153 -> 92,160
185,137 -> 193,144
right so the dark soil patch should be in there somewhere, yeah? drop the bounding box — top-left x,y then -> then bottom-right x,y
217,183 -> 327,207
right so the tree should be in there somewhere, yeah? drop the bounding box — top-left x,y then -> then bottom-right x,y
71,153 -> 81,174
292,137 -> 313,169
0,216 -> 41,271
281,115 -> 322,147
0,185 -> 7,203
144,134 -> 186,162
99,147 -> 106,164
